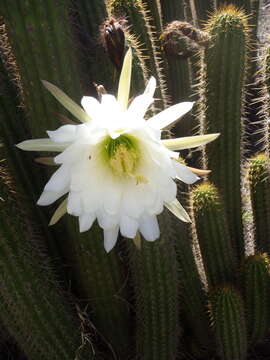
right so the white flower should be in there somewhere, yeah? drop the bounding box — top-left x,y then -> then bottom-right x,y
17,48 -> 219,252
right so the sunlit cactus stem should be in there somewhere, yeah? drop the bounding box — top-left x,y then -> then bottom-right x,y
211,285 -> 247,360
192,183 -> 237,288
244,253 -> 270,345
198,6 -> 248,258
248,154 -> 270,253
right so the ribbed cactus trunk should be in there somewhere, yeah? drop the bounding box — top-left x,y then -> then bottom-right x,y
211,286 -> 247,360
248,154 -> 270,253
192,183 -> 237,288
129,211 -> 180,360
198,6 -> 248,259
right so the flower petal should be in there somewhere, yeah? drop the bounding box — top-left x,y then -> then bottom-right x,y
16,139 -> 68,152
148,102 -> 194,129
127,76 -> 156,118
139,214 -> 160,241
44,165 -> 70,192
47,124 -> 77,143
103,226 -> 119,252
117,48 -> 132,110
49,198 -> 68,226
79,213 -> 96,232
162,133 -> 220,151
165,199 -> 191,223
37,188 -> 68,206
42,80 -> 90,123
173,161 -> 199,184
81,96 -> 102,119
120,215 -> 139,238
67,191 -> 83,216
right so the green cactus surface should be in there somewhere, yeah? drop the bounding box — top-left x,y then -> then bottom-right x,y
211,286 -> 247,360
244,253 -> 270,345
198,6 -> 248,258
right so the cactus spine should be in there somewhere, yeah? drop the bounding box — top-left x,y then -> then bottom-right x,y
198,6 -> 248,258
211,286 -> 247,360
244,253 -> 270,345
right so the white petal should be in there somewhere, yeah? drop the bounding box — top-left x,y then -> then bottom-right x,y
81,96 -> 102,118
139,215 -> 160,241
79,213 -> 96,232
42,80 -> 90,123
101,94 -> 121,112
148,102 -> 194,129
127,77 -> 156,118
67,191 -> 82,216
103,182 -> 122,215
54,143 -> 89,165
117,48 -> 132,110
49,198 -> 68,226
103,226 -> 119,252
16,139 -> 68,152
97,212 -> 119,230
37,188 -> 67,206
173,161 -> 199,184
120,215 -> 139,238
44,166 -> 70,192
162,133 -> 220,151
47,124 -> 77,143
165,199 -> 191,223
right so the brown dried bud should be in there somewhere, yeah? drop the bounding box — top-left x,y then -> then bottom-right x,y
161,21 -> 209,59
100,17 -> 127,71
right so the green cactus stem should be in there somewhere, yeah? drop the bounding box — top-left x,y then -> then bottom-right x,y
0,0 -> 82,135
256,46 -> 270,154
244,253 -> 270,345
160,0 -> 193,116
129,210 -> 180,360
211,285 -> 247,360
171,209 -> 213,354
248,154 -> 270,253
0,162 -> 95,360
72,0 -> 115,93
107,0 -> 169,111
192,183 -> 237,288
198,6 -> 248,258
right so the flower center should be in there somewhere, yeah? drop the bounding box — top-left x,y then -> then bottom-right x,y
102,134 -> 141,178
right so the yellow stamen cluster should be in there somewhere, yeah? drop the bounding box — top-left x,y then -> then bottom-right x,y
109,143 -> 139,177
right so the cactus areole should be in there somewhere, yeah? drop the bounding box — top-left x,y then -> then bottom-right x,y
17,48 -> 219,251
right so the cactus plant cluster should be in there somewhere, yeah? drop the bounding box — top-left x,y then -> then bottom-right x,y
1,0 -> 270,359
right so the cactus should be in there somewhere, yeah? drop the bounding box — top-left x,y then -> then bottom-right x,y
248,154 -> 270,253
2,1 -> 270,360
128,210 -> 180,360
211,286 -> 247,360
244,253 -> 270,345
192,183 -> 237,288
197,6 -> 248,258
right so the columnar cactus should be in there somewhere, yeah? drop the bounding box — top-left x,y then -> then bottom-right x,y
1,1 -> 270,360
